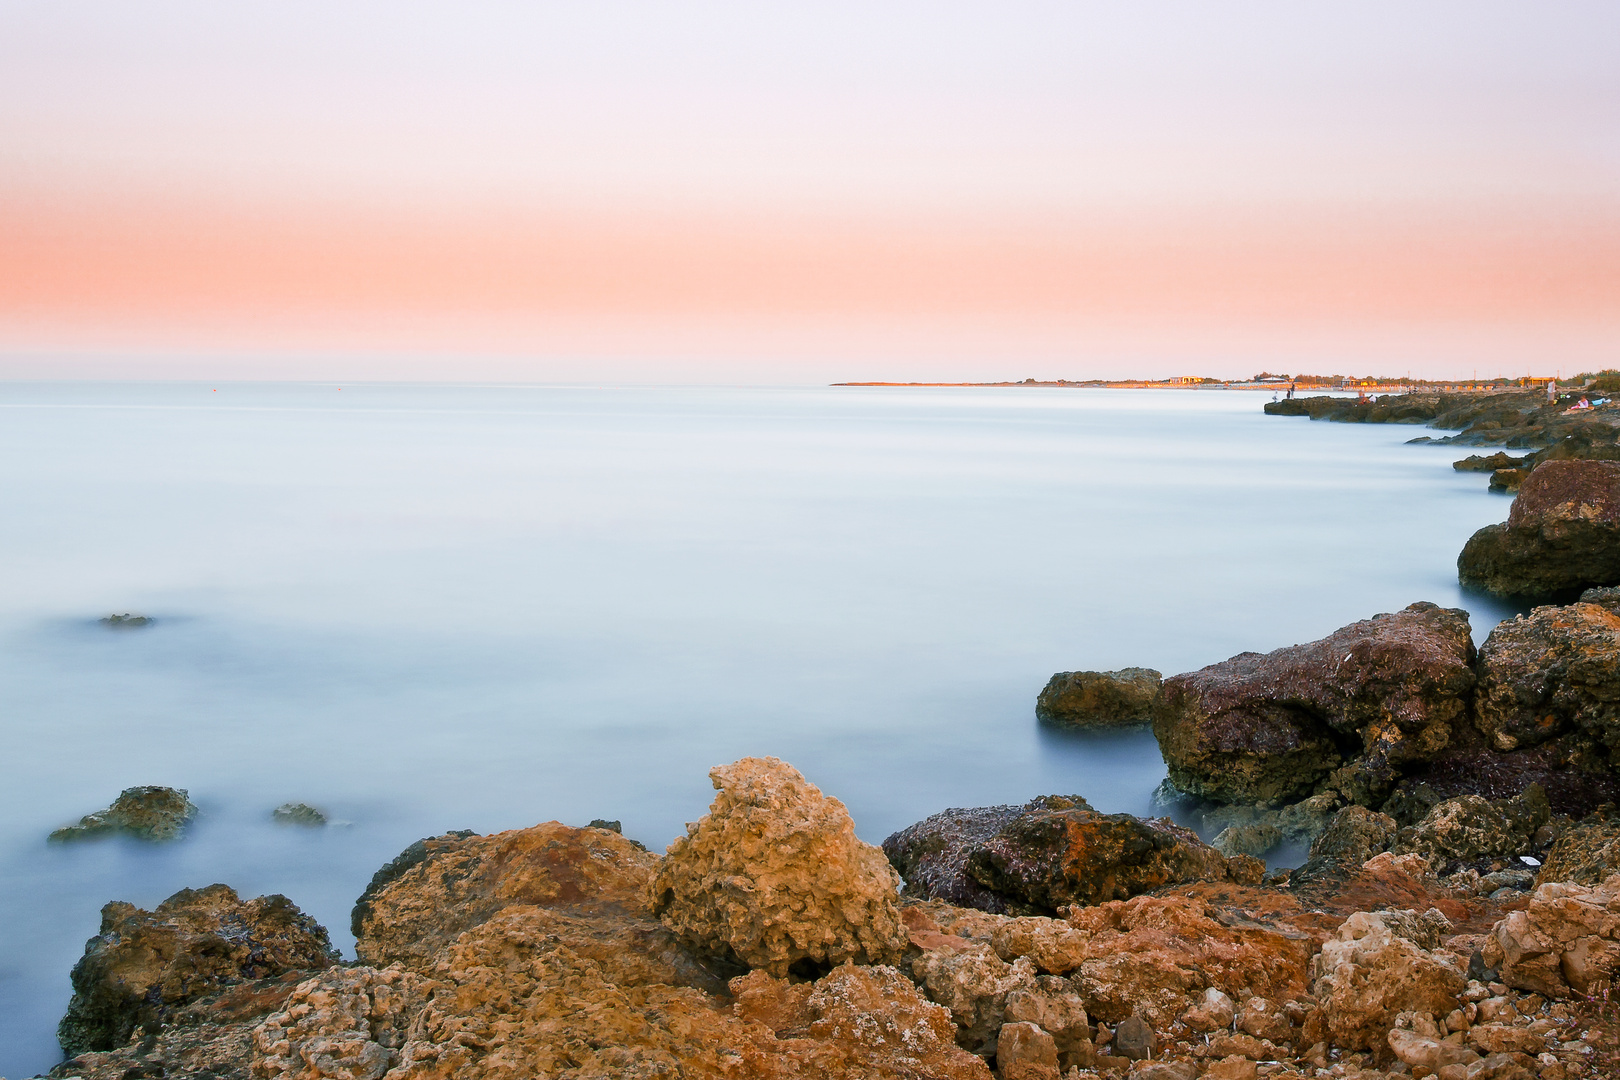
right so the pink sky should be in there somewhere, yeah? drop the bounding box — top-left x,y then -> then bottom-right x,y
2,2 -> 1617,382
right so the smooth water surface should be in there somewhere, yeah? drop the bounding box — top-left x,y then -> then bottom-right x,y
0,383 -> 1522,1073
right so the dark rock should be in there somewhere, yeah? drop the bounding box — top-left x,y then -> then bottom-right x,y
1112,1013 -> 1158,1061
1473,602 -> 1620,757
1211,822 -> 1284,858
1392,786 -> 1550,870
1578,585 -> 1620,612
1455,452 -> 1530,473
587,818 -> 623,833
1308,805 -> 1398,866
1488,468 -> 1526,492
49,786 -> 199,843
884,797 -> 1261,915
1391,740 -> 1620,818
1035,667 -> 1160,727
57,883 -> 338,1055
99,613 -> 151,628
1536,810 -> 1620,886
270,802 -> 326,826
1458,459 -> 1620,599
1152,603 -> 1476,805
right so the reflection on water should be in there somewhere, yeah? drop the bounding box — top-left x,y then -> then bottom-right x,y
0,383 -> 1520,1074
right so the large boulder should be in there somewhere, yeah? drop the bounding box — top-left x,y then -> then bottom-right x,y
1473,602 -> 1620,765
352,821 -> 660,970
650,757 -> 907,977
1482,874 -> 1620,997
57,883 -> 339,1055
1310,912 -> 1467,1051
1153,603 -> 1476,805
1459,459 -> 1620,599
883,798 -> 1262,915
1035,668 -> 1160,727
49,785 -> 198,843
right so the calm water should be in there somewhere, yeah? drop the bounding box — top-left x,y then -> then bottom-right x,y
0,382 -> 1522,1074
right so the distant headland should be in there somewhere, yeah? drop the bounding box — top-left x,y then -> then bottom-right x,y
833,372 -> 1578,393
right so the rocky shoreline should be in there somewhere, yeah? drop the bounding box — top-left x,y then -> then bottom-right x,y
23,393 -> 1620,1080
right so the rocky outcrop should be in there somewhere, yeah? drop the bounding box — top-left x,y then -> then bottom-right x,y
1153,602 -> 1476,805
884,797 -> 1261,915
1456,452 -> 1531,473
1538,812 -> 1620,886
49,785 -> 199,842
1483,874 -> 1620,997
57,884 -> 338,1055
650,757 -> 906,977
1393,787 -> 1551,871
1473,602 -> 1620,768
1034,667 -> 1160,727
352,821 -> 660,970
1459,459 -> 1620,599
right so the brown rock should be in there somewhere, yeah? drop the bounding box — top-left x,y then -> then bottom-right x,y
996,1020 -> 1060,1080
1112,1012 -> 1157,1060
249,964 -> 430,1079
1459,459 -> 1620,599
1235,996 -> 1292,1043
1467,1023 -> 1548,1056
650,757 -> 907,976
1473,603 -> 1620,759
1311,912 -> 1468,1050
1035,667 -> 1161,727
1393,787 -> 1550,870
1179,986 -> 1235,1032
1538,811 -> 1620,886
911,941 -> 1038,1051
1483,875 -> 1620,997
1153,603 -> 1476,805
1202,1055 -> 1259,1080
49,785 -> 199,843
57,883 -> 339,1056
352,821 -> 658,969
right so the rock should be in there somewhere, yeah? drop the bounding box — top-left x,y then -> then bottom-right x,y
1153,603 -> 1476,805
1473,603 -> 1620,768
1235,996 -> 1292,1043
886,797 -> 1259,915
1537,811 -> 1620,885
249,964 -> 429,1079
911,942 -> 1038,1051
1489,468 -> 1528,492
1459,460 -> 1620,599
57,883 -> 338,1055
1035,667 -> 1161,727
270,802 -> 326,826
1388,1024 -> 1480,1070
995,1021 -> 1059,1080
1201,1056 -> 1258,1080
1456,452 -> 1531,473
49,785 -> 198,842
1578,584 -> 1620,611
99,612 -> 151,628
1308,806 -> 1400,866
1179,986 -> 1235,1032
1371,907 -> 1454,951
1482,874 -> 1620,997
1393,787 -> 1550,870
883,796 -> 1092,912
1111,1012 -> 1156,1061
1132,1063 -> 1197,1080
1212,822 -> 1284,858
352,822 -> 663,971
650,757 -> 906,976
1310,911 -> 1468,1051
1003,982 -> 1092,1069
587,817 -> 622,832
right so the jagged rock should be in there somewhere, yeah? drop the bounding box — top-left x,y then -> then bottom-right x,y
1370,907 -> 1453,951
651,757 -> 906,976
1211,822 -> 1283,858
57,883 -> 338,1055
995,1021 -> 1059,1079
885,798 -> 1260,915
249,964 -> 429,1078
912,942 -> 1038,1051
1579,584 -> 1620,611
1489,467 -> 1527,492
1482,874 -> 1620,997
1310,911 -> 1467,1051
1456,452 -> 1531,473
1003,982 -> 1092,1070
883,797 -> 1091,912
353,822 -> 662,971
99,612 -> 151,628
1473,603 -> 1620,772
1179,987 -> 1235,1032
1235,996 -> 1292,1043
1537,811 -> 1620,885
1308,806 -> 1399,866
1459,460 -> 1620,599
1153,603 -> 1476,805
1035,667 -> 1160,727
270,802 -> 326,827
1393,787 -> 1550,870
49,785 -> 198,843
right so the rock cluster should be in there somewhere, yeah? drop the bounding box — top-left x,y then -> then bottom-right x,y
49,785 -> 199,843
1035,668 -> 1160,728
1484,874 -> 1620,998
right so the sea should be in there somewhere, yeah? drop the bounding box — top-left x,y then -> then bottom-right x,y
0,381 -> 1527,1075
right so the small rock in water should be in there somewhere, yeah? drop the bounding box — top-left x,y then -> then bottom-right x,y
49,786 -> 198,842
271,802 -> 328,827
99,612 -> 151,628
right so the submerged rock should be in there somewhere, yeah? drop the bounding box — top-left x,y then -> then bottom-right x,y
884,797 -> 1261,915
57,883 -> 338,1055
269,802 -> 326,826
650,757 -> 907,977
1153,602 -> 1476,805
1035,667 -> 1160,727
49,785 -> 198,843
1459,459 -> 1620,599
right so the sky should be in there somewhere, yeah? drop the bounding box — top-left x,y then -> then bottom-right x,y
1,1 -> 1617,383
